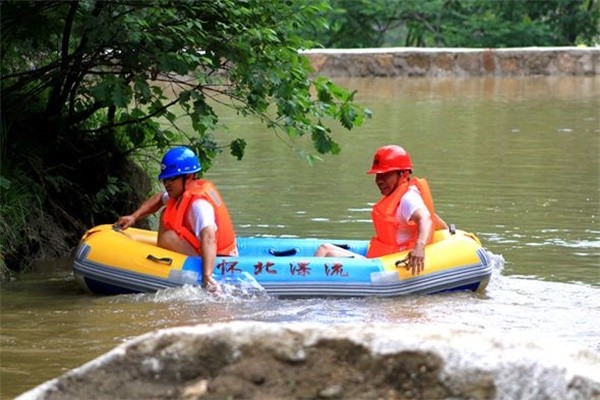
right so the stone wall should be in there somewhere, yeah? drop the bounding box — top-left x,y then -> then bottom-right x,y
302,47 -> 600,77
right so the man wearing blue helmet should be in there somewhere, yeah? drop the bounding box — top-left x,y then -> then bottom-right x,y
116,146 -> 238,290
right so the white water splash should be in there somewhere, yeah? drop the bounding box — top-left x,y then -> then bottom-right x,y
123,272 -> 269,304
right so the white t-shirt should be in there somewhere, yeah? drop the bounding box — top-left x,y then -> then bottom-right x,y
395,185 -> 430,243
161,192 -> 217,238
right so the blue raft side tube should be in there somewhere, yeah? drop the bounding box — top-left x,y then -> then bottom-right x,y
235,237 -> 370,257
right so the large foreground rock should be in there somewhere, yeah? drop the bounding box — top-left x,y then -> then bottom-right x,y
17,322 -> 600,400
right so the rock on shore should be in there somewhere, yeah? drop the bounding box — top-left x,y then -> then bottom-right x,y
16,322 -> 600,400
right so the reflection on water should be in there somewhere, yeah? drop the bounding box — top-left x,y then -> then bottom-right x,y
2,76 -> 599,398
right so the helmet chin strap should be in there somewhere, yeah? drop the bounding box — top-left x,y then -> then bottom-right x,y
175,175 -> 193,203
182,174 -> 194,186
399,170 -> 410,182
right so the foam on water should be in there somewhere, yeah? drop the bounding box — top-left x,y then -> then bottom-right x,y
123,272 -> 270,304
102,249 -> 598,356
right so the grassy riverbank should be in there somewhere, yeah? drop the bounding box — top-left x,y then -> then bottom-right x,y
0,156 -> 153,280
0,176 -> 73,280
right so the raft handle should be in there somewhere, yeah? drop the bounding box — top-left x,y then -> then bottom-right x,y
395,256 -> 409,268
449,224 -> 456,235
268,248 -> 298,257
333,243 -> 350,250
147,254 -> 173,265
111,224 -> 133,239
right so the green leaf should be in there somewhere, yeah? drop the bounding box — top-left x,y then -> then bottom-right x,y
229,138 -> 247,160
311,124 -> 340,155
0,176 -> 11,190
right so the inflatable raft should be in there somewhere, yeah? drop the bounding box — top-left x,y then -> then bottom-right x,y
73,224 -> 492,297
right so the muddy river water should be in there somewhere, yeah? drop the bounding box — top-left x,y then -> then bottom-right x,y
2,76 -> 598,398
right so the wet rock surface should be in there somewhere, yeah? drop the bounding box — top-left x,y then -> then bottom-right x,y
17,322 -> 600,400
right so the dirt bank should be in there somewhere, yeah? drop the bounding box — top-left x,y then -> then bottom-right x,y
17,322 -> 600,400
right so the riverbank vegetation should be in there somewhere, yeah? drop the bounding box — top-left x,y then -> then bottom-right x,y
1,0 -> 598,278
309,0 -> 599,48
0,0 -> 370,277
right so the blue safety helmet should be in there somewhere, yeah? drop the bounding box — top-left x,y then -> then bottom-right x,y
158,146 -> 202,180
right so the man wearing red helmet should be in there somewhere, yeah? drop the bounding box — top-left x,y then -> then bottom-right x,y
116,146 -> 238,290
315,145 -> 447,275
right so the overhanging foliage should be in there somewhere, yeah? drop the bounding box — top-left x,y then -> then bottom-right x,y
1,0 -> 370,168
0,0 -> 371,271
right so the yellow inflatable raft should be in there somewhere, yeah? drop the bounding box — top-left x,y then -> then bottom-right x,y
73,224 -> 492,297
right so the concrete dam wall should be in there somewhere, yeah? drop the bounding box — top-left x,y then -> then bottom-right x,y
301,47 -> 600,77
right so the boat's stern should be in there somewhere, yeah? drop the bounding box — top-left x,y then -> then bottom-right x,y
72,225 -> 196,295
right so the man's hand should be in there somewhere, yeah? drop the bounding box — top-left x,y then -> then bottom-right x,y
202,275 -> 220,293
407,242 -> 426,275
116,215 -> 136,230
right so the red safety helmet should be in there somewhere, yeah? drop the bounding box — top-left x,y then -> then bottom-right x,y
367,145 -> 413,174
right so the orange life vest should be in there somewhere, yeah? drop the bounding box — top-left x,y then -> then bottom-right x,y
162,179 -> 237,256
366,177 -> 438,258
